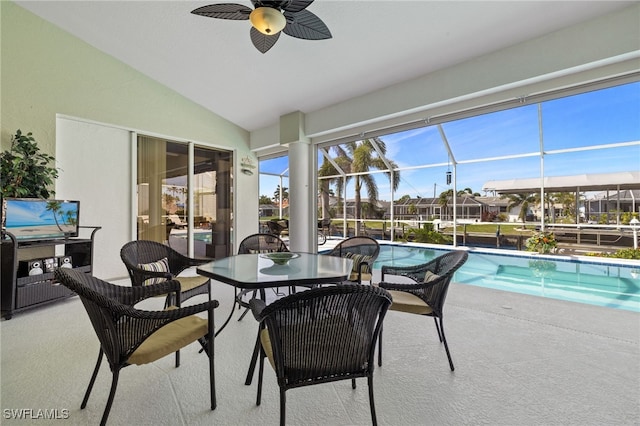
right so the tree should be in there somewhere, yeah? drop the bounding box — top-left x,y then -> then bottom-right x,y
259,195 -> 272,204
273,185 -> 289,204
343,137 -> 400,226
505,193 -> 537,226
438,189 -> 454,220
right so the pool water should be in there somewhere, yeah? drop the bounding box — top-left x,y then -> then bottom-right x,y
374,245 -> 640,312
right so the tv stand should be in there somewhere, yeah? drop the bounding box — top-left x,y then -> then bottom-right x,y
1,226 -> 100,319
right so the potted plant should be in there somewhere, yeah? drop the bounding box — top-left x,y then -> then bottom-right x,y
0,129 -> 58,199
525,231 -> 558,254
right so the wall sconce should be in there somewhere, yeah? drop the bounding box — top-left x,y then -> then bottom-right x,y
240,156 -> 256,176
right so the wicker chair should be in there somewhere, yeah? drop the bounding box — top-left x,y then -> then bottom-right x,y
266,219 -> 289,237
54,268 -> 218,426
236,233 -> 290,320
249,285 -> 392,426
377,250 -> 468,371
326,236 -> 380,284
238,233 -> 289,254
120,240 -> 211,306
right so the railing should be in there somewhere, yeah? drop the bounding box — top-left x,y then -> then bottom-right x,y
259,218 -> 639,251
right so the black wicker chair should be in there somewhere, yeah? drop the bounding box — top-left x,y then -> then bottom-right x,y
266,219 -> 289,237
120,240 -> 211,306
236,233 -> 290,320
249,285 -> 392,426
238,233 -> 289,254
326,236 -> 380,284
54,268 -> 218,426
377,250 -> 468,371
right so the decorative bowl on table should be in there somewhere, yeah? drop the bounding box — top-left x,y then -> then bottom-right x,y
260,252 -> 300,265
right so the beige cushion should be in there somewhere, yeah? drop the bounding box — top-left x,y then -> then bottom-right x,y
260,328 -> 276,370
387,290 -> 433,315
424,270 -> 440,283
344,253 -> 373,282
348,272 -> 373,282
138,257 -> 169,285
128,314 -> 208,365
176,275 -> 209,292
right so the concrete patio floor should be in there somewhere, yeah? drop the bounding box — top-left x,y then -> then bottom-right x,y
1,264 -> 638,425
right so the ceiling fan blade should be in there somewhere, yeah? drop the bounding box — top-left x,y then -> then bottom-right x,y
283,9 -> 331,40
191,3 -> 252,20
281,0 -> 314,13
250,27 -> 280,53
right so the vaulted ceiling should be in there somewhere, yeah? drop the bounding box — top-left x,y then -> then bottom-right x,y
16,1 -> 634,132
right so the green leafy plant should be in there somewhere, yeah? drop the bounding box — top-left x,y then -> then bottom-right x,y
525,231 -> 558,254
0,130 -> 58,199
406,227 -> 452,244
586,248 -> 640,260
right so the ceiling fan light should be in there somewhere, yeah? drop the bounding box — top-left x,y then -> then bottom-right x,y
250,7 -> 286,35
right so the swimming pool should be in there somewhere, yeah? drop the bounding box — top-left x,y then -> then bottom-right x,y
373,244 -> 640,312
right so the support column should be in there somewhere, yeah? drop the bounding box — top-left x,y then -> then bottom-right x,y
280,112 -> 315,253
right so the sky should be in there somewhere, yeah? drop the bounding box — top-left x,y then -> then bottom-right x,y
260,81 -> 640,202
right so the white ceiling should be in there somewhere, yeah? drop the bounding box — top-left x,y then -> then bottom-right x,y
16,1 -> 634,132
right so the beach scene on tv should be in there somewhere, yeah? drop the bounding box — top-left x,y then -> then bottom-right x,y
3,199 -> 79,241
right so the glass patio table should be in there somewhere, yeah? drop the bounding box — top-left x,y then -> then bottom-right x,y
197,252 -> 353,384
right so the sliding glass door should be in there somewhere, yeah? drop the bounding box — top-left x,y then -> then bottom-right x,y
137,135 -> 233,258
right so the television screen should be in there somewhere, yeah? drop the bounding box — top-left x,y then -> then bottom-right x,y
2,198 -> 80,241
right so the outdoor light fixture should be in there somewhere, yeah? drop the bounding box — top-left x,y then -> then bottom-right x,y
250,7 -> 286,35
240,156 -> 256,176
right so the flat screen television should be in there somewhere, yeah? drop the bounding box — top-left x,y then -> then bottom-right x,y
1,198 -> 80,242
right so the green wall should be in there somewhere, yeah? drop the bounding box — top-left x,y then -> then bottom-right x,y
1,1 -> 249,154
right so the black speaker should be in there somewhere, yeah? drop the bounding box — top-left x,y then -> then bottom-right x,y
43,257 -> 58,273
18,260 -> 44,276
57,255 -> 73,269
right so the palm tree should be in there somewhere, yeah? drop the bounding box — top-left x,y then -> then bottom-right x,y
438,189 -> 454,220
273,185 -> 289,205
339,138 -> 400,229
318,155 -> 349,220
45,201 -> 64,232
505,193 -> 537,226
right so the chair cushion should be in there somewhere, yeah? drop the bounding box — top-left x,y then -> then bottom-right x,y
128,314 -> 209,365
344,252 -> 373,280
424,271 -> 440,283
387,290 -> 434,315
176,275 -> 209,292
138,257 -> 169,285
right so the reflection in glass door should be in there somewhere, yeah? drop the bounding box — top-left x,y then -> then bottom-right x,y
136,135 -> 233,258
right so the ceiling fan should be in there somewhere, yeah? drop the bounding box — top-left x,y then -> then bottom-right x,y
191,1 -> 332,53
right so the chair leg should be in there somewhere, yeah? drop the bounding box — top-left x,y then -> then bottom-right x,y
352,378 -> 356,389
256,348 -> 265,406
81,350 -> 104,409
100,368 -> 120,426
377,325 -> 383,366
438,317 -> 455,371
208,331 -> 216,410
368,375 -> 378,426
245,331 -> 262,385
279,389 -> 286,426
433,317 -> 443,342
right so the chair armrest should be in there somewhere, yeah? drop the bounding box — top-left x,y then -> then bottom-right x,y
115,299 -> 220,350
249,298 -> 268,321
132,279 -> 182,302
378,275 -> 444,291
381,262 -> 436,282
129,265 -> 173,284
185,256 -> 211,267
